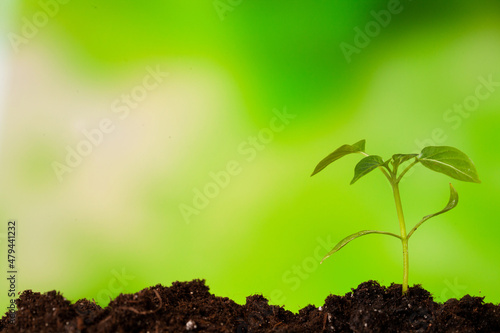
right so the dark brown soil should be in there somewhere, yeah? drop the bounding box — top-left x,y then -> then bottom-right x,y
1,279 -> 499,332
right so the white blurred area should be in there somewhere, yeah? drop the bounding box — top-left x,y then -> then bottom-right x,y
0,42 -> 6,107
0,22 -> 246,301
0,48 -> 6,139
0,1 -> 17,140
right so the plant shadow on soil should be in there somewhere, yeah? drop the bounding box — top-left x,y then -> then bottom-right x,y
1,279 -> 499,332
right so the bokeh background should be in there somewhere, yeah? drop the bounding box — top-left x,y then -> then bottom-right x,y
1,0 -> 499,314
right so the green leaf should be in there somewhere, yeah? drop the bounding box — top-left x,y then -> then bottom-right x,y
392,153 -> 418,165
407,183 -> 459,239
350,155 -> 384,184
311,140 -> 365,176
321,230 -> 400,264
418,146 -> 481,183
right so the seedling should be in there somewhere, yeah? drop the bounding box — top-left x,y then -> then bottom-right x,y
311,140 -> 480,294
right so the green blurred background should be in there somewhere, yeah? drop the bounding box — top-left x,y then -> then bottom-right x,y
1,0 -> 499,314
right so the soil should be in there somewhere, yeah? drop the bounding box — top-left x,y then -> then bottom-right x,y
1,279 -> 499,332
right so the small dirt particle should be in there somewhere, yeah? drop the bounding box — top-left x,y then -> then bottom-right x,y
186,319 -> 197,331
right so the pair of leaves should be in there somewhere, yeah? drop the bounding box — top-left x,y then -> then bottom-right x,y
310,139 -> 390,184
346,153 -> 420,185
309,139 -> 383,184
321,183 -> 459,263
311,140 -> 481,184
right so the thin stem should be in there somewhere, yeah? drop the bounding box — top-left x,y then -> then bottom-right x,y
396,159 -> 419,184
407,216 -> 428,239
401,237 -> 409,294
369,230 -> 402,240
392,182 -> 409,294
360,151 -> 410,293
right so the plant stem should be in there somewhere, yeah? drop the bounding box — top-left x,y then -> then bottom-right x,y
396,159 -> 419,183
392,182 -> 409,294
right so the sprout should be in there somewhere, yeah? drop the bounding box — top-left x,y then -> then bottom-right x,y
311,140 -> 480,294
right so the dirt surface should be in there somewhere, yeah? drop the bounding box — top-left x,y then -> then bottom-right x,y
1,279 -> 499,332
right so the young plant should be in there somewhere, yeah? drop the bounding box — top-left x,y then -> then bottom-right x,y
311,140 -> 480,294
